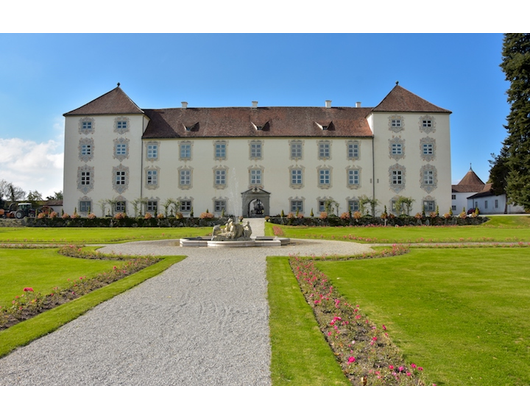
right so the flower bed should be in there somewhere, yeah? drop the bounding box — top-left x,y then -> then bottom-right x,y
0,245 -> 159,330
290,248 -> 433,386
269,214 -> 487,227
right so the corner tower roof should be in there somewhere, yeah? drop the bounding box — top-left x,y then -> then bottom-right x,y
372,84 -> 451,113
63,86 -> 144,116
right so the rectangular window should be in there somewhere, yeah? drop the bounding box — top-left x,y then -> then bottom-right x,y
214,200 -> 226,212
348,169 -> 360,185
423,200 -> 435,212
79,200 -> 91,213
291,142 -> 302,159
452,205 -> 457,211
147,144 -> 158,159
318,200 -> 326,213
81,171 -> 91,185
392,170 -> 403,185
495,199 -> 499,209
81,144 -> 91,156
215,142 -> 226,159
180,200 -> 192,212
452,194 -> 456,200
391,119 -> 401,127
348,200 -> 359,212
391,144 -> 403,155
422,119 -> 432,128
180,143 -> 191,159
180,169 -> 191,186
215,169 -> 226,185
319,169 -> 330,185
348,142 -> 359,159
116,171 -> 126,185
147,170 -> 158,185
291,169 -> 302,185
319,142 -> 330,159
250,169 -> 262,185
117,121 -> 127,130
290,200 -> 303,213
485,200 -> 488,209
116,144 -> 127,155
82,121 -> 92,130
422,144 -> 434,155
250,142 -> 262,159
147,200 -> 158,214
115,201 -> 126,213
423,170 -> 434,185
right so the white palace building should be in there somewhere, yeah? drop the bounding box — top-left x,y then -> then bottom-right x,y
63,83 -> 452,218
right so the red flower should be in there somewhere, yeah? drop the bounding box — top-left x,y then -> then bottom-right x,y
23,287 -> 34,292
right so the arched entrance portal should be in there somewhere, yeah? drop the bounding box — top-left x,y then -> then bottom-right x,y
241,188 -> 270,218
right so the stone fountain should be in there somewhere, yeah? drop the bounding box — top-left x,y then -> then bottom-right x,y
179,218 -> 290,248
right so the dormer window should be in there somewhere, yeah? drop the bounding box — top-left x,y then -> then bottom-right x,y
184,122 -> 199,132
252,121 -> 270,131
316,121 -> 334,131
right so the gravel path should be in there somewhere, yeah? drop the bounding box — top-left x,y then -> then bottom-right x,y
0,220 -> 372,386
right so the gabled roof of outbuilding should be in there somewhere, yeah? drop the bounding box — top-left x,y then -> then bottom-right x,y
452,169 -> 486,193
372,84 -> 451,114
63,86 -> 144,116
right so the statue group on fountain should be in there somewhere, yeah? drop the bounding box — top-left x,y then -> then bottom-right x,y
211,218 -> 252,241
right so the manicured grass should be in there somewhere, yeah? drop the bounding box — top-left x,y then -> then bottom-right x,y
0,256 -> 184,358
267,215 -> 530,243
314,248 -> 530,386
0,248 -> 134,307
0,227 -> 211,244
267,256 -> 350,386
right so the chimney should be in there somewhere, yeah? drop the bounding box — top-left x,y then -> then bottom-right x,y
356,102 -> 361,108
325,100 -> 332,108
181,101 -> 188,109
252,101 -> 258,109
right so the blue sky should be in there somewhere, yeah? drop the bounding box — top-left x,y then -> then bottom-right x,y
0,32 -> 511,197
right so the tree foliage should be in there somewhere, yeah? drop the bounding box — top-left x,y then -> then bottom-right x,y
495,33 -> 530,210
0,179 -> 26,202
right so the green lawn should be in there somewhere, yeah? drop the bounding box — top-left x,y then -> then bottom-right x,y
0,227 -> 211,244
2,220 -> 529,385
0,256 -> 184,358
0,248 -> 132,307
266,215 -> 530,243
313,248 -> 530,386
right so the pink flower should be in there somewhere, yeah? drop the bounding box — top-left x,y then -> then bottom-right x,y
398,366 -> 404,372
418,367 -> 423,371
23,287 -> 34,292
406,372 -> 412,376
389,365 -> 394,370
347,357 -> 356,364
382,324 -> 387,330
411,363 -> 417,369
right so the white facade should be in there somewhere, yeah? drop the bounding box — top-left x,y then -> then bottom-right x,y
63,85 -> 452,218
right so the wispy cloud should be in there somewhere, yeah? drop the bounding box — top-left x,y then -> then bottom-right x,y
0,137 -> 63,198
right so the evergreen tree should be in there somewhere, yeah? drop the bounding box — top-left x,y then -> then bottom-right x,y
498,33 -> 530,210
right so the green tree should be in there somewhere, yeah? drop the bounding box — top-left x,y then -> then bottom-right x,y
498,33 -> 530,210
488,151 -> 510,213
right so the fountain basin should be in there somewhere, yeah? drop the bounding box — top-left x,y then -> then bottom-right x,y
179,236 -> 290,248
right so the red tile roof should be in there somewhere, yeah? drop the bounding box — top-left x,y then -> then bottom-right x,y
64,84 -> 450,139
142,106 -> 374,139
63,86 -> 144,116
452,169 -> 485,193
372,84 -> 451,113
